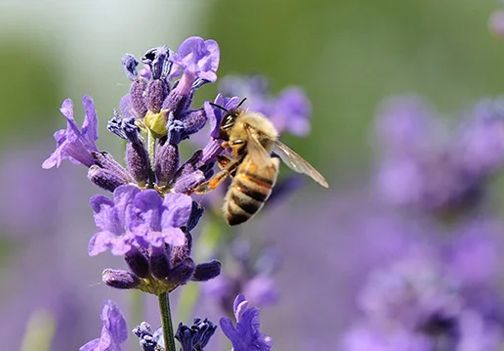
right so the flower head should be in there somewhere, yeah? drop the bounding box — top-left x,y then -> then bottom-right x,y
220,294 -> 272,351
171,36 -> 220,82
42,96 -> 98,169
79,300 -> 127,351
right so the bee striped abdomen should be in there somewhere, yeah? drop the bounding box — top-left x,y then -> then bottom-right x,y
224,158 -> 279,225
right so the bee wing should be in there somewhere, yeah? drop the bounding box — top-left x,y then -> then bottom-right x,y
272,140 -> 329,188
244,124 -> 272,166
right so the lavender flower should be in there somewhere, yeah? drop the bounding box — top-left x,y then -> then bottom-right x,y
204,241 -> 279,315
42,96 -> 98,169
79,300 -> 127,351
220,294 -> 272,351
341,242 -> 504,350
90,185 -> 220,294
375,96 -> 504,213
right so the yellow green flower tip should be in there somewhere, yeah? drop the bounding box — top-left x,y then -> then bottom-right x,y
144,110 -> 168,138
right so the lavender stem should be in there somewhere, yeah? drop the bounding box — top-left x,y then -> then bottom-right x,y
158,292 -> 176,351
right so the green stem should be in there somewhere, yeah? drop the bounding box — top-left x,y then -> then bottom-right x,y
158,292 -> 176,351
147,130 -> 156,187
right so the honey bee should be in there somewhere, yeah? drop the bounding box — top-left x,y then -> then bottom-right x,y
195,100 -> 329,225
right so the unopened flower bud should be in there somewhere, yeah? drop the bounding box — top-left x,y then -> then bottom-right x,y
155,142 -> 179,187
146,79 -> 168,113
187,201 -> 204,231
102,268 -> 140,289
124,247 -> 150,278
173,171 -> 206,194
92,151 -> 132,182
180,109 -> 207,136
166,258 -> 195,286
150,245 -> 172,280
192,260 -> 221,281
130,79 -> 147,118
126,142 -> 150,186
88,165 -> 127,192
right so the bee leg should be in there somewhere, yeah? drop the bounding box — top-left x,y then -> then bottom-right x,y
217,155 -> 233,170
192,161 -> 239,194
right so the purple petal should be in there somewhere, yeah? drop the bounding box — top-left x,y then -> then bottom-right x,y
161,193 -> 193,228
172,36 -> 220,82
81,95 -> 99,144
90,195 -> 118,233
101,300 -> 128,344
88,231 -> 116,256
79,338 -> 99,351
112,185 -> 140,229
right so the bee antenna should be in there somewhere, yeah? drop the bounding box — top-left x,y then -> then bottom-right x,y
237,97 -> 247,108
209,102 -> 229,113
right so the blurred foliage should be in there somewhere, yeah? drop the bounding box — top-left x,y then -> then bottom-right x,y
202,0 -> 504,182
0,38 -> 62,142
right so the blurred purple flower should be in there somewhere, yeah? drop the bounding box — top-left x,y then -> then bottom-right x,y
489,10 -> 504,37
203,241 -> 279,315
342,239 -> 504,350
219,75 -> 311,136
375,96 -> 504,213
220,294 -> 272,351
42,96 -> 98,169
79,300 -> 127,351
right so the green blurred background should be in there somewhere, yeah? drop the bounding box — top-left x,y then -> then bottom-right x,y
1,0 -> 504,349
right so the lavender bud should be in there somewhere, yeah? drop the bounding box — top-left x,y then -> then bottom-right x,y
124,247 -> 150,278
126,142 -> 151,185
180,109 -> 207,136
150,245 -> 172,280
173,170 -> 206,194
102,268 -> 140,289
92,151 -> 132,182
155,142 -> 179,187
130,79 -> 147,118
187,201 -> 204,231
166,257 -> 195,286
192,260 -> 221,281
146,79 -> 168,113
121,54 -> 138,81
88,165 -> 127,192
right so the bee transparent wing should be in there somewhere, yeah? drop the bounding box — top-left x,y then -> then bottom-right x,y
272,140 -> 329,188
244,124 -> 272,166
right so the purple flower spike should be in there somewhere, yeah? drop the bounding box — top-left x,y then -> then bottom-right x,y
220,294 -> 272,351
88,185 -> 140,256
42,96 -> 99,169
80,300 -> 128,351
171,36 -> 220,82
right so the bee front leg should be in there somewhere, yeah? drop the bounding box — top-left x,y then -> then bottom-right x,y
217,155 -> 233,170
192,161 -> 239,194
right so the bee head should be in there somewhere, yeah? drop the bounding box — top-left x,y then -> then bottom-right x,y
210,98 -> 247,132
